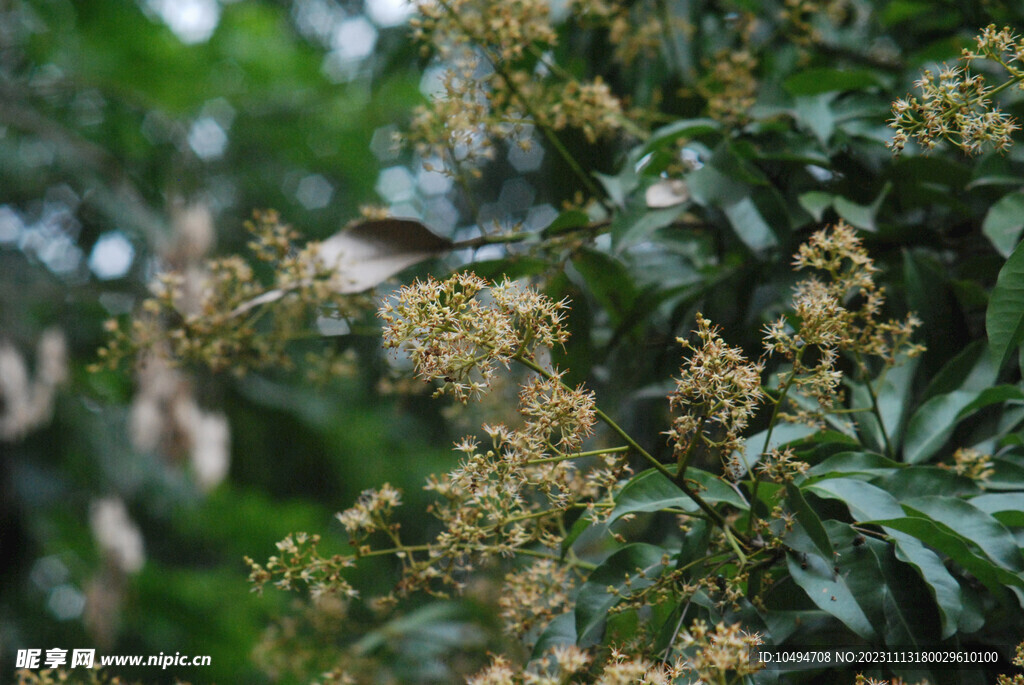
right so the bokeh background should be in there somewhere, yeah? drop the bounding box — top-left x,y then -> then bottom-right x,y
0,1 -> 512,681
6,1 -> 1024,683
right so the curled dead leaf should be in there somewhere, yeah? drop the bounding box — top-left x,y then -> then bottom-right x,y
318,219 -> 453,294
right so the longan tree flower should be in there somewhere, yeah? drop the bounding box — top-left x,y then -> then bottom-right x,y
94,210 -> 368,378
335,484 -> 403,545
518,371 -> 596,451
379,273 -> 569,402
678,620 -> 764,682
755,447 -> 810,483
668,314 -> 765,478
942,447 -> 995,483
499,559 -> 575,640
765,222 -> 924,429
404,0 -> 628,184
889,25 -> 1024,154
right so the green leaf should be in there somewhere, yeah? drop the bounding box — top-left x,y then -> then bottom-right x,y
610,467 -> 748,522
983,191 -> 1024,257
901,497 -> 1024,572
561,514 -> 595,559
571,248 -> 638,326
873,466 -> 977,499
783,68 -> 882,96
786,482 -> 834,560
542,209 -> 591,237
820,520 -> 938,646
794,94 -> 837,145
903,391 -> 974,464
805,451 -> 901,482
968,493 -> 1024,527
864,515 -> 1024,603
575,543 -> 668,646
833,182 -> 891,232
903,386 -> 1024,464
987,239 -> 1024,370
531,612 -> 576,658
871,542 -> 943,646
920,340 -> 997,402
643,118 -> 721,154
806,478 -> 963,637
798,191 -> 834,222
611,204 -> 686,249
848,356 -> 918,453
723,196 -> 778,252
786,550 -> 876,640
987,457 -> 1024,491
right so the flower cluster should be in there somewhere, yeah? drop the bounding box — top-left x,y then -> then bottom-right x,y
94,210 -> 368,378
996,640 -> 1024,685
467,646 -> 692,685
257,273 -> 635,615
517,372 -> 596,451
568,0 -> 669,66
889,25 -> 1024,154
549,77 -> 625,144
698,48 -> 760,124
764,221 -> 924,426
379,273 -> 569,401
404,0 -> 628,178
335,484 -> 403,547
667,313 -> 765,478
756,447 -> 810,483
942,447 -> 995,483
499,559 -> 575,640
678,620 -> 765,682
245,533 -> 358,601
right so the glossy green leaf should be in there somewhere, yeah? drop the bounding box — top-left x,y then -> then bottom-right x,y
786,550 -> 876,640
611,204 -> 686,249
987,239 -> 1024,369
804,451 -> 901,482
787,482 -> 834,560
987,458 -> 1024,491
571,248 -> 638,325
610,467 -> 748,522
903,386 -> 1024,464
575,543 -> 668,646
983,191 -> 1024,257
968,493 -> 1024,527
872,466 -> 976,499
833,182 -> 891,232
794,94 -> 837,145
920,340 -> 996,402
902,497 -> 1024,572
561,513 -> 595,559
863,515 -> 1024,603
807,478 -> 963,636
848,356 -> 918,453
798,191 -> 833,222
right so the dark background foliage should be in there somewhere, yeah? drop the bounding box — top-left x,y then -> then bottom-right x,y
3,0 -> 1024,683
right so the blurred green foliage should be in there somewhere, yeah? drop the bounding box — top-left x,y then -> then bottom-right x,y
5,0 -> 1024,683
